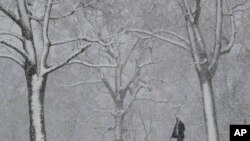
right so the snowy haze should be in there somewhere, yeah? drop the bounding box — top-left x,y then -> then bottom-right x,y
0,0 -> 250,141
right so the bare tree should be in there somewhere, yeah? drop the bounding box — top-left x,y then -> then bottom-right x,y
70,34 -> 162,140
51,1 -> 161,140
127,0 -> 249,141
0,0 -> 112,140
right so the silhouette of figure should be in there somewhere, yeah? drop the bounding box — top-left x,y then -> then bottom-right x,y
171,117 -> 185,141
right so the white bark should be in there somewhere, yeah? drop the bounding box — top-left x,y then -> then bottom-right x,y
31,75 -> 46,141
200,78 -> 219,141
0,1 -> 91,141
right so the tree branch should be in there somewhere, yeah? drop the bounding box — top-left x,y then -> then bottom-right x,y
0,54 -> 24,67
97,69 -> 116,101
51,36 -> 133,47
123,56 -> 161,95
0,32 -> 24,42
208,0 -> 223,71
61,80 -> 103,87
209,0 -> 237,70
154,30 -> 190,45
139,59 -> 162,68
232,0 -> 248,11
0,41 -> 28,59
45,44 -> 91,74
0,3 -> 21,26
40,0 -> 53,70
220,0 -> 246,55
51,36 -> 104,46
50,10 -> 76,20
220,15 -> 236,55
123,65 -> 141,94
138,110 -> 152,141
31,2 -> 82,21
193,0 -> 201,24
127,29 -> 190,52
122,38 -> 145,68
69,60 -> 117,68
16,0 -> 37,64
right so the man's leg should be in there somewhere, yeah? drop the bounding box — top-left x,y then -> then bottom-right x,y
177,138 -> 183,141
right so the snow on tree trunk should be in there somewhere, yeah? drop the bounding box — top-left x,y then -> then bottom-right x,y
25,63 -> 47,141
198,71 -> 219,141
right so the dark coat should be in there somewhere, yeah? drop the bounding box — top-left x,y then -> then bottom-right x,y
171,120 -> 185,139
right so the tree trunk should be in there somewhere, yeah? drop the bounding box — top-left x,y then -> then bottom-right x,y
25,64 -> 47,141
198,71 -> 219,141
114,102 -> 125,141
114,114 -> 125,141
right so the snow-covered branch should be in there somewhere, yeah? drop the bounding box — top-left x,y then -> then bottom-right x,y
45,44 -> 91,74
0,54 -> 24,67
0,32 -> 24,42
31,2 -> 82,21
51,36 -> 134,47
220,15 -> 236,55
154,30 -> 190,45
69,60 -> 117,68
51,36 -> 107,46
209,0 -> 237,70
220,0 -> 247,55
220,0 -> 238,56
126,29 -> 190,52
61,80 -> 103,87
0,41 -> 28,59
40,0 -> 53,71
133,97 -> 170,104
